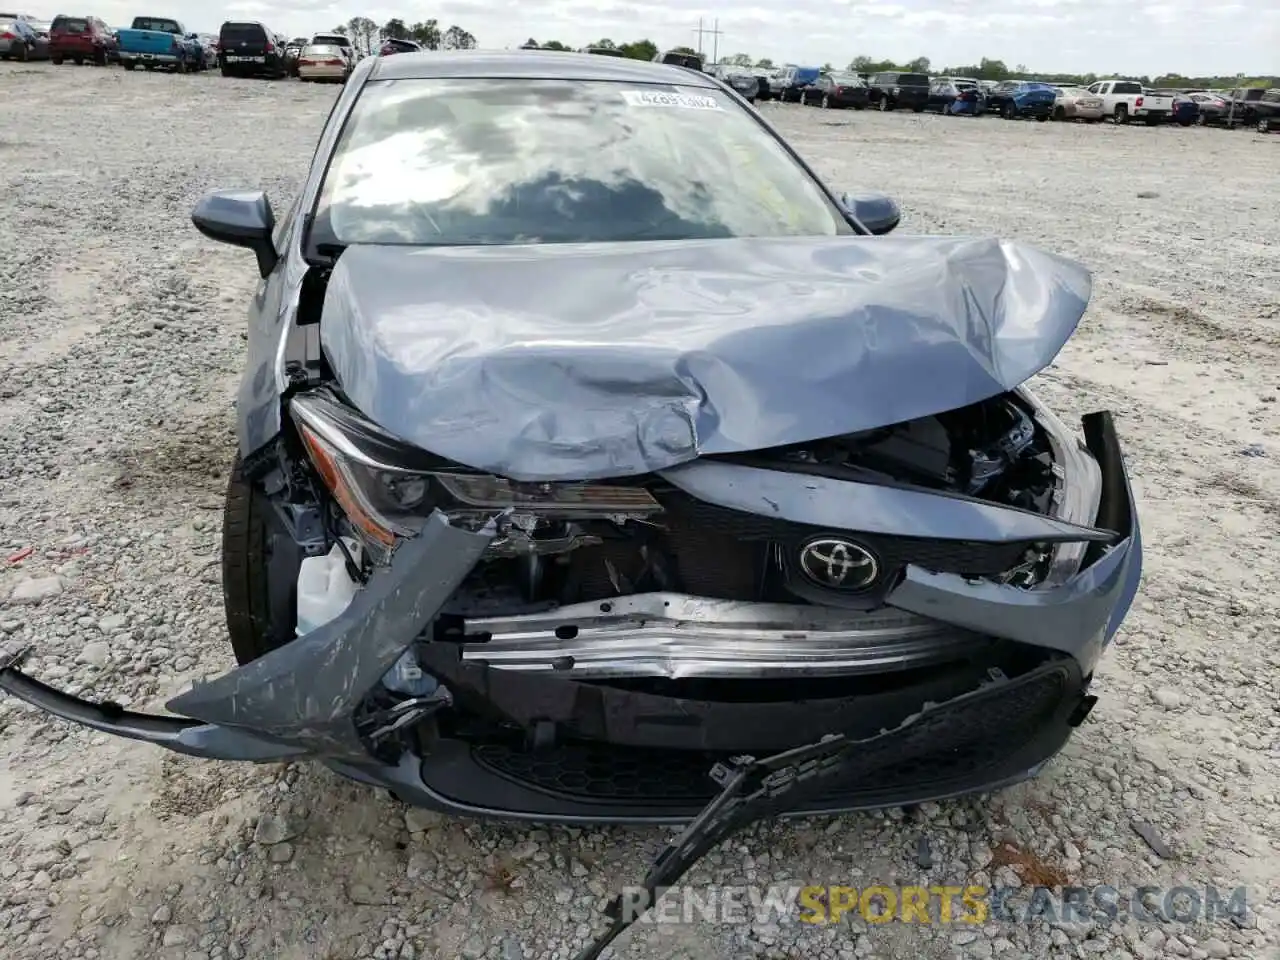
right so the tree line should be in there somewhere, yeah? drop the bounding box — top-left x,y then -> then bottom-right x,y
326,18 -> 477,57
315,28 -> 1277,89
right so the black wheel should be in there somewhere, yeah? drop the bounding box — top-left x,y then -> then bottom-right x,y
122,61 -> 135,70
1053,106 -> 1065,121
222,455 -> 291,665
1195,113 -> 1207,126
1259,119 -> 1270,133
50,55 -> 62,64
173,59 -> 186,73
93,48 -> 106,66
13,42 -> 29,62
1036,113 -> 1048,122
912,106 -> 924,113
1001,102 -> 1015,120
220,65 -> 231,77
821,93 -> 830,108
878,97 -> 889,111
73,55 -> 84,64
144,63 -> 154,71
1113,105 -> 1128,124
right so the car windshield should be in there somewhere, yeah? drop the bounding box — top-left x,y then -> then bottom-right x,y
313,78 -> 849,248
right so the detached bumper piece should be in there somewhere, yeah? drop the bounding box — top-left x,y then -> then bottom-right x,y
0,649 -> 305,761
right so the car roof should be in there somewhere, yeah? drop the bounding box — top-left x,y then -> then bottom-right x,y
371,49 -> 719,87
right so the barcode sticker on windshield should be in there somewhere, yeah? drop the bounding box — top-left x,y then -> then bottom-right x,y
621,90 -> 722,110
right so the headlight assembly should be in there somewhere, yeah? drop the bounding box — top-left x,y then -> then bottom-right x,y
288,392 -> 661,560
1018,389 -> 1103,586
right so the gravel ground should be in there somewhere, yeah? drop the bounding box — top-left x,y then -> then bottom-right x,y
2,62 -> 1279,960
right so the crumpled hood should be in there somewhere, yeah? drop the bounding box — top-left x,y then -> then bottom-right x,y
320,235 -> 1091,481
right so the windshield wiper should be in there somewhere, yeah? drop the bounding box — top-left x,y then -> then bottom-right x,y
573,721 -> 915,960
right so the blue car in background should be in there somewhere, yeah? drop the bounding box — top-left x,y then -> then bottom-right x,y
779,65 -> 820,102
1148,88 -> 1198,126
985,80 -> 1058,120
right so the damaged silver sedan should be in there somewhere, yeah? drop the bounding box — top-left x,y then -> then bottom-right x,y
1,50 -> 1141,951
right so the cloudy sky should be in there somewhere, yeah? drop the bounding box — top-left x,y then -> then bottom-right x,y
37,0 -> 1276,77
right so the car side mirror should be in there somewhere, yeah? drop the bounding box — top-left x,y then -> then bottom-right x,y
839,191 -> 901,236
191,189 -> 278,278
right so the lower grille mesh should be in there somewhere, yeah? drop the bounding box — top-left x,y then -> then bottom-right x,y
471,667 -> 1070,806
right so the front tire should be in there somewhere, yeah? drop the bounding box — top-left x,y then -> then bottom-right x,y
93,47 -> 106,65
878,97 -> 889,111
222,455 -> 289,666
73,55 -> 84,64
1001,102 -> 1016,120
1113,104 -> 1128,124
50,55 -> 63,64
122,60 -> 135,70
821,93 -> 830,109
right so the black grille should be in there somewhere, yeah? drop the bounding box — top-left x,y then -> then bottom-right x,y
471,666 -> 1071,806
658,492 -> 1029,576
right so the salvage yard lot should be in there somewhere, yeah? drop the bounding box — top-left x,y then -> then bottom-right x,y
1,62 -> 1278,960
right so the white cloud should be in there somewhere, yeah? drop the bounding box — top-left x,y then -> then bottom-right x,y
24,0 -> 1276,75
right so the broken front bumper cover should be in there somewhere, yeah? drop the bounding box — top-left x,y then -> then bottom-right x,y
0,413 -> 1140,819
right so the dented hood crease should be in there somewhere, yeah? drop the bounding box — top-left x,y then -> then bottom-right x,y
319,236 -> 1091,481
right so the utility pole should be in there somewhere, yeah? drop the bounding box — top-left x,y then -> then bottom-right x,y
692,17 -> 723,60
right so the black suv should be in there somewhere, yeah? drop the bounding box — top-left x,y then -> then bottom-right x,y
217,20 -> 287,78
655,49 -> 704,73
868,71 -> 930,112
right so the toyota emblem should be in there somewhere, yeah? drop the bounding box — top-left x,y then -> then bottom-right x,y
798,537 -> 879,591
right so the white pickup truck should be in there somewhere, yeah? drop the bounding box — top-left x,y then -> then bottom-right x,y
1086,80 -> 1174,125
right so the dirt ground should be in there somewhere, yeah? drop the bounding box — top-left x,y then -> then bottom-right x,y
1,63 -> 1278,960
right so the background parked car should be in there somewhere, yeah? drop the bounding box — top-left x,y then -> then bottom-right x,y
116,17 -> 200,73
801,71 -> 869,109
296,42 -> 350,82
310,31 -> 353,66
1186,91 -> 1230,125
1053,86 -> 1105,121
195,32 -> 217,69
48,14 -> 115,65
218,20 -> 287,78
721,69 -> 761,102
0,14 -> 45,59
1250,88 -> 1280,131
281,37 -> 304,75
654,48 -> 704,73
1146,88 -> 1198,126
1217,86 -> 1266,126
925,79 -> 983,115
1086,79 -> 1174,125
379,37 -> 421,56
868,71 -> 929,112
750,68 -> 777,101
985,80 -> 1057,120
777,65 -> 819,102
